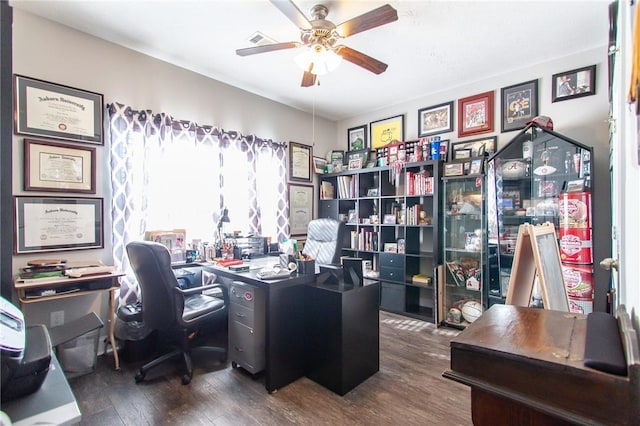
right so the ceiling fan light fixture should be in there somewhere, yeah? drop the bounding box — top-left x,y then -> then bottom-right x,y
294,44 -> 342,76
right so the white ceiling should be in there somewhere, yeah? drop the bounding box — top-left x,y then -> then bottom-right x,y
10,0 -> 610,121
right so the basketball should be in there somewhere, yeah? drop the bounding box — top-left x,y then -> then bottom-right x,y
461,300 -> 483,323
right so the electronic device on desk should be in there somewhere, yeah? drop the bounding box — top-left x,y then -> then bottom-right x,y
1,296 -> 52,402
234,235 -> 268,259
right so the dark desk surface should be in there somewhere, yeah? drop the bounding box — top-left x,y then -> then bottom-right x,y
3,355 -> 81,426
444,304 -> 639,426
199,258 -> 317,289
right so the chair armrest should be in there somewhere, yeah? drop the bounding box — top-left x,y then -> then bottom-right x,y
173,283 -> 228,301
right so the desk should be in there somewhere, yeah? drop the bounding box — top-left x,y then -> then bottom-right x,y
2,354 -> 81,426
443,304 -> 639,426
14,272 -> 124,370
201,257 -> 317,393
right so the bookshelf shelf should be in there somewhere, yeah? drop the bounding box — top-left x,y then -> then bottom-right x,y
318,160 -> 442,323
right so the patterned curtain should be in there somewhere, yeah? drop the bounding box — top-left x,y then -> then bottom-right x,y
107,102 -> 288,305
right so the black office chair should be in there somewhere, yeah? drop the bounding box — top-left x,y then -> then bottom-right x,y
302,218 -> 345,265
126,241 -> 228,385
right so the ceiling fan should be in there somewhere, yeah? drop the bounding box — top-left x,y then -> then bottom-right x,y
236,1 -> 398,87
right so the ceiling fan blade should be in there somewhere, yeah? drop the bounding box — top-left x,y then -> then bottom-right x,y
336,4 -> 398,38
236,42 -> 299,56
270,0 -> 312,30
301,63 -> 316,87
336,46 -> 388,75
301,71 -> 317,87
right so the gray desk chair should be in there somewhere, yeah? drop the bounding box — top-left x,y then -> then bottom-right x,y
126,241 -> 228,385
302,218 -> 345,266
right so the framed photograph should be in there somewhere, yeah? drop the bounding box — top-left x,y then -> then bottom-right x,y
347,148 -> 369,170
24,139 -> 96,193
383,214 -> 396,225
347,209 -> 357,223
348,158 -> 362,170
443,162 -> 464,177
450,136 -> 497,161
347,125 -> 368,151
552,65 -> 596,102
14,75 -> 104,145
457,91 -> 494,137
453,148 -> 472,160
313,156 -> 327,174
418,101 -> 454,137
288,184 -> 313,236
370,114 -> 404,149
469,158 -> 484,175
288,141 -> 312,182
501,79 -> 538,132
14,196 -> 104,254
463,161 -> 471,175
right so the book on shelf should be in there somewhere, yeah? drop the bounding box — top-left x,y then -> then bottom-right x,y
320,181 -> 335,199
411,274 -> 432,286
16,275 -> 70,284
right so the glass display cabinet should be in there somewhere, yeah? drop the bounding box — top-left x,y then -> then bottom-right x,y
487,122 -> 594,312
441,173 -> 486,328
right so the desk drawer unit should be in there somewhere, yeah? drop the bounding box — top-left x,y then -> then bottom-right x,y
229,281 -> 265,375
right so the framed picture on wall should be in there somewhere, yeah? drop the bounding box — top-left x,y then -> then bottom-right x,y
552,65 -> 596,102
288,184 -> 313,236
347,125 -> 368,151
24,139 -> 96,193
418,101 -> 454,137
370,114 -> 404,149
14,75 -> 104,145
289,141 -> 312,182
457,91 -> 494,138
14,196 -> 104,253
501,79 -> 538,132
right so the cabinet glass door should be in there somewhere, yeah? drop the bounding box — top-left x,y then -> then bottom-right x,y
487,123 -> 594,312
442,175 -> 485,328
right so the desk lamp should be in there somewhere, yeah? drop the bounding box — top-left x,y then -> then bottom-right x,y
216,208 -> 230,250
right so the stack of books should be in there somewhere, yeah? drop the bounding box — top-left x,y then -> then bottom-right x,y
17,260 -> 68,283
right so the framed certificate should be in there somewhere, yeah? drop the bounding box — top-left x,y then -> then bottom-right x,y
14,75 -> 104,145
24,139 -> 96,193
289,141 -> 312,182
14,196 -> 104,254
288,184 -> 313,236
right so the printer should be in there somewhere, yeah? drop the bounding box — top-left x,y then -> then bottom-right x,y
0,296 -> 52,402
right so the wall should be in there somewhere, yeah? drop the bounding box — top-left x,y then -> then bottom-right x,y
337,46 -> 612,312
11,9 -> 336,331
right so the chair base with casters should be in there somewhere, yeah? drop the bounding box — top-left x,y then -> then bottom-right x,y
134,321 -> 227,385
125,241 -> 229,385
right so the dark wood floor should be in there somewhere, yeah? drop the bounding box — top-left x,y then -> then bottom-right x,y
69,311 -> 472,425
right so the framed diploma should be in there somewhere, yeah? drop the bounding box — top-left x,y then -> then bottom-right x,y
14,196 -> 104,254
24,139 -> 96,193
289,141 -> 312,182
14,75 -> 104,145
288,184 -> 313,236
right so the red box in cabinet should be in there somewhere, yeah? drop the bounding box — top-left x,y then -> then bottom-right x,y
558,228 -> 593,264
559,192 -> 591,229
562,264 -> 594,300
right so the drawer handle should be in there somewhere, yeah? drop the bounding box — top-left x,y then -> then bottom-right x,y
234,346 -> 244,352
235,313 -> 246,317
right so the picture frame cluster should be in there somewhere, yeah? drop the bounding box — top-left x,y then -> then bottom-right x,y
13,74 -> 105,254
332,64 -> 597,174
